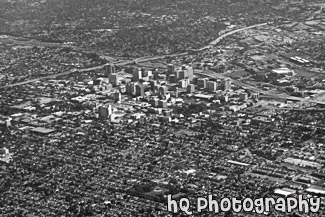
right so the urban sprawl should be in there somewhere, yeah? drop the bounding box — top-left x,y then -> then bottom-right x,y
1,0 -> 325,216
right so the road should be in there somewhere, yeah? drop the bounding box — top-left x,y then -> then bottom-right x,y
195,70 -> 324,103
197,22 -> 268,50
1,22 -> 269,89
195,70 -> 267,94
0,60 -> 135,89
134,23 -> 268,63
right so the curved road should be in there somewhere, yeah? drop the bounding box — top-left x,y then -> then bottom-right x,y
135,22 -> 268,63
0,22 -> 269,89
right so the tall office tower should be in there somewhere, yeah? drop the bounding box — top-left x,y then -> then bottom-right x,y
135,84 -> 145,97
159,86 -> 168,96
240,93 -> 248,102
175,70 -> 181,81
140,68 -> 146,75
98,105 -> 112,119
223,78 -> 231,91
192,77 -> 198,85
207,81 -> 217,93
126,82 -> 136,95
179,70 -> 188,80
126,82 -> 131,94
197,78 -> 207,89
114,92 -> 122,103
133,70 -> 142,81
178,79 -> 187,88
167,63 -> 175,75
187,84 -> 195,94
170,74 -> 176,83
150,80 -> 157,91
187,65 -> 194,78
185,79 -> 189,86
109,73 -> 119,87
105,64 -> 115,76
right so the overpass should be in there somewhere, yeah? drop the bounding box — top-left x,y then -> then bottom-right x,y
1,22 -> 269,89
134,23 -> 268,64
0,59 -> 133,89
194,70 -> 267,94
194,70 -> 309,102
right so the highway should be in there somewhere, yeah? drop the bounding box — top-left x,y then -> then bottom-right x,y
1,22 -> 269,89
0,60 -> 134,89
197,22 -> 268,50
195,70 -> 325,104
195,70 -> 267,94
134,23 -> 268,64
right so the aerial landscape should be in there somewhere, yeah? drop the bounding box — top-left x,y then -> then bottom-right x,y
1,0 -> 325,216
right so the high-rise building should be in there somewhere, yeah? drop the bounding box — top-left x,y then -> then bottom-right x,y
150,80 -> 157,91
178,79 -> 187,88
187,66 -> 194,78
207,81 -> 217,93
98,105 -> 112,119
197,78 -> 207,89
240,93 -> 248,102
192,77 -> 198,85
114,92 -> 122,103
135,84 -> 145,97
105,64 -> 115,76
159,86 -> 168,96
179,70 -> 188,80
158,100 -> 167,108
126,82 -> 131,94
223,78 -> 231,91
170,74 -> 176,83
133,70 -> 142,81
175,70 -> 181,81
140,68 -> 146,75
109,73 -> 119,87
187,84 -> 195,94
126,82 -> 136,95
167,63 -> 175,75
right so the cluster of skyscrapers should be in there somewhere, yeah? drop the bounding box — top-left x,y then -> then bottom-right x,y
96,62 -> 237,117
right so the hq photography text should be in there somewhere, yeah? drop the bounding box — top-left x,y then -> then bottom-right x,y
167,195 -> 321,215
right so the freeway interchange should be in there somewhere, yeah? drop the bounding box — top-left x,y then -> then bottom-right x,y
0,22 -> 269,89
2,20 -> 324,107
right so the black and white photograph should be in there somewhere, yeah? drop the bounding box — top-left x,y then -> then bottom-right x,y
0,0 -> 325,216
